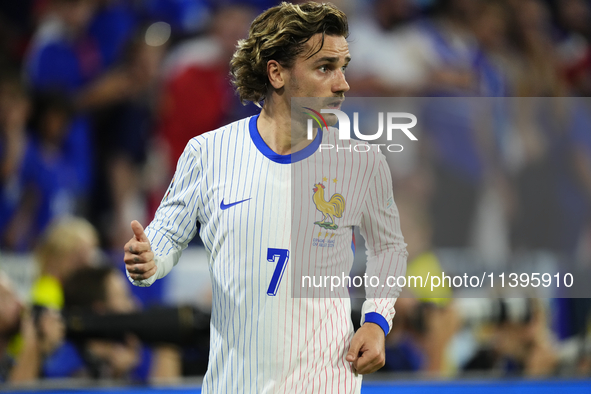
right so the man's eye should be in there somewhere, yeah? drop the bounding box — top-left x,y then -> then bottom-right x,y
319,65 -> 328,73
341,65 -> 347,73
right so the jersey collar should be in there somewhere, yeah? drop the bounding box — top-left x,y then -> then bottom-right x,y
248,114 -> 322,164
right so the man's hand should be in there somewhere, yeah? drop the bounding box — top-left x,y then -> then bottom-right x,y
346,322 -> 386,374
124,220 -> 156,281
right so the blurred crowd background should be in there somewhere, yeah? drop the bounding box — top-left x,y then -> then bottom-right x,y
0,0 -> 591,387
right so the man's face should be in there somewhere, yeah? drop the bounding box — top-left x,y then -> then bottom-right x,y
284,33 -> 350,127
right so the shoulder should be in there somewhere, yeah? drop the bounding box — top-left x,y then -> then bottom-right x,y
186,116 -> 253,153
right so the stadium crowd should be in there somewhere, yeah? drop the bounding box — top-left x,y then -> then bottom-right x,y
0,0 -> 590,385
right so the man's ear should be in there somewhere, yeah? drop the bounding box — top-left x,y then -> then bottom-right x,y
267,60 -> 285,90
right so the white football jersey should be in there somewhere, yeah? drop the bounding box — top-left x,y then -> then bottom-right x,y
131,115 -> 408,393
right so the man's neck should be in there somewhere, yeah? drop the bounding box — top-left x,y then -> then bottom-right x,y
257,98 -> 312,156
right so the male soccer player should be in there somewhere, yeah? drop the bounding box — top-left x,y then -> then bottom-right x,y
124,2 -> 407,393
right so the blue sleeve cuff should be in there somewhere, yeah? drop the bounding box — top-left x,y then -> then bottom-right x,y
364,312 -> 389,336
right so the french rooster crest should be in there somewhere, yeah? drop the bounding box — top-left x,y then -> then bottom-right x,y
312,183 -> 345,230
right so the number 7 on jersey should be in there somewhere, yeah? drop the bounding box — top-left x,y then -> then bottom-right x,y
267,248 -> 289,296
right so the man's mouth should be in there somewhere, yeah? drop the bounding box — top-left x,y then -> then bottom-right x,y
325,98 -> 344,109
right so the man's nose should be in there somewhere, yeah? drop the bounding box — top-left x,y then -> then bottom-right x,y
333,69 -> 350,94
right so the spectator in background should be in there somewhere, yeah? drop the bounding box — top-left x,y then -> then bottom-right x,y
141,0 -> 210,37
23,1 -> 119,248
472,0 -> 520,90
550,0 -> 591,95
419,0 -> 506,96
158,4 -> 257,173
31,216 -> 100,310
88,0 -> 137,69
464,301 -> 559,377
2,93 -> 91,250
1,73 -> 91,251
346,0 -> 425,96
25,0 -> 101,94
348,0 -> 506,250
389,300 -> 461,375
508,0 -> 565,97
0,71 -> 29,249
348,0 -> 506,96
509,98 -> 591,339
0,270 -> 65,384
503,0 -> 583,256
415,0 -> 510,249
86,28 -> 168,248
380,215 -> 462,375
420,102 -> 489,250
56,266 -> 181,381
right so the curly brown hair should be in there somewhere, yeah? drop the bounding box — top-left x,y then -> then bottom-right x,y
230,2 -> 348,106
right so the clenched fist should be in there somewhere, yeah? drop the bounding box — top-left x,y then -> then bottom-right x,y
345,322 -> 386,374
124,221 -> 156,281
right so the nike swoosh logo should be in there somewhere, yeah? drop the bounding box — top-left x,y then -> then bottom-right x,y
220,198 -> 251,210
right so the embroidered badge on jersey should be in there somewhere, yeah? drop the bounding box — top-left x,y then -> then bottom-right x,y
312,179 -> 346,248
